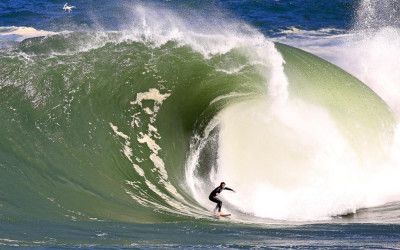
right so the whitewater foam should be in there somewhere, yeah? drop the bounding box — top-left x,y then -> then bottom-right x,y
191,94 -> 400,221
214,99 -> 355,220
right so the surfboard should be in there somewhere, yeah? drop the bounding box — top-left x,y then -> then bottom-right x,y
212,212 -> 231,218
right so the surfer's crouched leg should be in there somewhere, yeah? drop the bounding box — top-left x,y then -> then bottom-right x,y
209,196 -> 222,212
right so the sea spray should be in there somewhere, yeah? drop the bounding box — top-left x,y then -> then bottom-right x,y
272,0 -> 400,118
345,0 -> 400,117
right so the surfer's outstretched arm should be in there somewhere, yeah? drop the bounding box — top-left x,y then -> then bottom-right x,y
224,187 -> 236,192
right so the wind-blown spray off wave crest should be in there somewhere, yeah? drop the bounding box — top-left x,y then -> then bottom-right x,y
274,0 -> 400,118
1,3 -> 400,224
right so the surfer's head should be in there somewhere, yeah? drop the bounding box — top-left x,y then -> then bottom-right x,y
220,182 -> 225,188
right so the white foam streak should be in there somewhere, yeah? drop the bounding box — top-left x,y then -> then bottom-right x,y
110,123 -> 129,140
150,153 -> 168,180
109,123 -> 135,164
209,92 -> 251,105
138,134 -> 161,154
130,88 -> 171,107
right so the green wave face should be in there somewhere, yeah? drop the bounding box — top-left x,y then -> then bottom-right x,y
275,43 -> 395,163
0,29 -> 396,224
0,31 -> 267,223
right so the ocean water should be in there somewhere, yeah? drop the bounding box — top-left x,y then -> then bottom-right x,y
1,0 -> 400,248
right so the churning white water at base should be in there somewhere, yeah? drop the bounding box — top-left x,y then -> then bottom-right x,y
211,98 -> 400,221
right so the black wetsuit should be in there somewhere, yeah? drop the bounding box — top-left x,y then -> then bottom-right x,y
209,186 -> 233,212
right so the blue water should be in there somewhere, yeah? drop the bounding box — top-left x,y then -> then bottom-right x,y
0,0 -> 355,32
1,0 -> 400,248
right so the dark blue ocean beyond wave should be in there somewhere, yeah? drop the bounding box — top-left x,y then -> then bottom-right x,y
0,0 -> 356,34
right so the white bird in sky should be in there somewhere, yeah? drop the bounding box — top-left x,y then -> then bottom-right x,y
63,3 -> 75,13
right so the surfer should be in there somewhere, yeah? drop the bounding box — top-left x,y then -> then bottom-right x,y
209,182 -> 235,215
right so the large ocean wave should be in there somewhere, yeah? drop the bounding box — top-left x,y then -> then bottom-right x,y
1,3 -> 400,225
